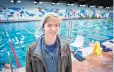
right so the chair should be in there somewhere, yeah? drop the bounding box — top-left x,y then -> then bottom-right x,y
70,35 -> 84,48
101,40 -> 113,52
70,35 -> 93,57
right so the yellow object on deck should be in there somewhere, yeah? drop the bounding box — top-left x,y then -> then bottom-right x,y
92,41 -> 102,56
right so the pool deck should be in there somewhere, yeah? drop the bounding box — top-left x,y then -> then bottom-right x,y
2,51 -> 113,72
72,51 -> 113,72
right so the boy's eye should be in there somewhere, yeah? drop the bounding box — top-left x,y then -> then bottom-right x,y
55,25 -> 59,27
48,24 -> 52,27
47,24 -> 59,27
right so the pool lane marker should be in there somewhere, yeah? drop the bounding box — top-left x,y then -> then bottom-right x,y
5,31 -> 21,68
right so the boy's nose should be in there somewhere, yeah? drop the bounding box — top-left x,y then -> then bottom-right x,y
51,26 -> 56,31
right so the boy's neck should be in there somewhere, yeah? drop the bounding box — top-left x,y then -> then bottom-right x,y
44,35 -> 57,45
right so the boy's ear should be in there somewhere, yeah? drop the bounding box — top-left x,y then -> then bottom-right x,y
43,28 -> 44,31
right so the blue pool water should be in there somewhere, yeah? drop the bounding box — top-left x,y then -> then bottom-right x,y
0,19 -> 113,70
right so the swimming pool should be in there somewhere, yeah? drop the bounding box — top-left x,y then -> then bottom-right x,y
0,18 -> 113,70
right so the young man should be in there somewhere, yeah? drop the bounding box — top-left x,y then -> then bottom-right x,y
26,12 -> 72,72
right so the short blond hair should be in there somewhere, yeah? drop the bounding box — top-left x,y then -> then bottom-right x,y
40,12 -> 61,30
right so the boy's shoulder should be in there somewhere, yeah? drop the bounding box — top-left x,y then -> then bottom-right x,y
28,41 -> 38,53
60,39 -> 69,46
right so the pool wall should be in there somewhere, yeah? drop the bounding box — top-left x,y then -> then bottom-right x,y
0,2 -> 113,22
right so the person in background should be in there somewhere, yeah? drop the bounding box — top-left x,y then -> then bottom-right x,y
26,12 -> 72,72
2,62 -> 11,72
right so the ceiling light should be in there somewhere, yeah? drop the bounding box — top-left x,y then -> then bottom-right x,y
39,2 -> 42,4
57,3 -> 59,5
52,3 -> 56,5
98,6 -> 103,8
11,0 -> 14,2
34,1 -> 37,4
79,5 -> 82,7
90,5 -> 95,7
67,4 -> 70,6
106,7 -> 109,8
79,4 -> 85,7
82,5 -> 85,7
71,4 -> 74,6
17,0 -> 21,3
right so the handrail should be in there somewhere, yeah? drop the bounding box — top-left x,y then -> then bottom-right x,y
59,34 -> 90,46
68,11 -> 71,37
5,31 -> 21,68
8,51 -> 13,72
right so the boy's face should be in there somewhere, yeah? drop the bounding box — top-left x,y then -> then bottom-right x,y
44,17 -> 60,38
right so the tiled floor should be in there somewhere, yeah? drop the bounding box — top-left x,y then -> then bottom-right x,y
72,52 -> 113,72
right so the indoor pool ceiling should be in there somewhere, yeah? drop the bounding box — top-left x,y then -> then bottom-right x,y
40,0 -> 113,7
0,0 -> 113,7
